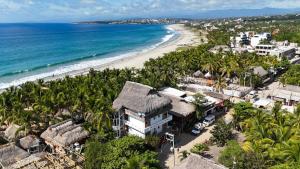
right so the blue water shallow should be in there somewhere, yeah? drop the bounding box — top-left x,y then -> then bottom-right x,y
0,23 -> 173,88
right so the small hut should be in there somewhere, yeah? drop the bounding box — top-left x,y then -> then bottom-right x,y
40,120 -> 89,154
18,135 -> 41,153
0,143 -> 30,168
4,124 -> 22,141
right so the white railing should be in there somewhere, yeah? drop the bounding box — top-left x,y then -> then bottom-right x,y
125,115 -> 173,134
145,115 -> 173,133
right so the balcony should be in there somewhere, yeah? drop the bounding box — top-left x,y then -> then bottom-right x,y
145,115 -> 172,133
125,115 -> 173,134
125,120 -> 145,133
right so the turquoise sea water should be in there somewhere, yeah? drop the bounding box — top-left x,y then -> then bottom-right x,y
0,23 -> 175,89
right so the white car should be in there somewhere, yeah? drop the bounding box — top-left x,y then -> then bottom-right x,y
203,115 -> 216,127
191,123 -> 205,135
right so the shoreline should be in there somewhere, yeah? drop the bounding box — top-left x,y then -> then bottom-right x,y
0,24 -> 201,91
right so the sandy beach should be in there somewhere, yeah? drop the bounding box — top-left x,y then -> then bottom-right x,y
43,24 -> 201,81
0,24 -> 201,91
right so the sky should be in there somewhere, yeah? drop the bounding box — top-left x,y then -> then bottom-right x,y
1,0 -> 300,23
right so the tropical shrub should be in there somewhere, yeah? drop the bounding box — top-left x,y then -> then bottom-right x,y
210,119 -> 233,146
84,136 -> 160,169
190,143 -> 209,155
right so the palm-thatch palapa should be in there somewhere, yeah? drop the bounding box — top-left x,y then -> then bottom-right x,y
0,143 -> 30,168
40,119 -> 89,154
113,81 -> 171,116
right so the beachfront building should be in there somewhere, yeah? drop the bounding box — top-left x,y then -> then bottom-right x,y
40,119 -> 89,154
272,85 -> 300,106
112,81 -> 172,138
255,44 -> 296,59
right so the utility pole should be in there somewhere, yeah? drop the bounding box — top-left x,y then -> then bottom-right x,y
165,132 -> 175,167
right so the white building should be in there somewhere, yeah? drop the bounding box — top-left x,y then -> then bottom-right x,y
113,81 -> 172,138
250,32 -> 272,47
255,44 -> 296,59
255,44 -> 275,56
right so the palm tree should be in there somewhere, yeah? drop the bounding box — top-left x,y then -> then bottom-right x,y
214,76 -> 227,93
124,155 -> 148,169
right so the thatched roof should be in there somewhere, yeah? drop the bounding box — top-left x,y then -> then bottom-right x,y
40,120 -> 89,148
251,66 -> 268,77
8,154 -> 41,169
18,135 -> 40,150
174,154 -> 227,169
0,143 -> 30,167
4,124 -> 20,140
163,95 -> 195,117
113,81 -> 171,115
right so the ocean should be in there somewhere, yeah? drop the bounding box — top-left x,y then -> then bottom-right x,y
0,23 -> 176,89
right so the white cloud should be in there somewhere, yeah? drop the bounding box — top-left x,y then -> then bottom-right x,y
1,0 -> 300,22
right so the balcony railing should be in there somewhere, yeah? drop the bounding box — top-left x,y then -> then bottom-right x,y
145,115 -> 172,133
125,115 -> 173,134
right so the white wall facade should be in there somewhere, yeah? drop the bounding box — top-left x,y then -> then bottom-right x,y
150,114 -> 163,134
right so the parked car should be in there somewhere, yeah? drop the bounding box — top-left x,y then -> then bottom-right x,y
191,123 -> 205,135
203,115 -> 215,127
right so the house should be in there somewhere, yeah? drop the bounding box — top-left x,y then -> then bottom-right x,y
203,91 -> 230,113
250,66 -> 270,84
272,85 -> 300,106
112,81 -> 172,138
40,119 -> 89,154
0,143 -> 30,168
174,154 -> 227,169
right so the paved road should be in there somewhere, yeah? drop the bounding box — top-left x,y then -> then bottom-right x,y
158,111 -> 234,169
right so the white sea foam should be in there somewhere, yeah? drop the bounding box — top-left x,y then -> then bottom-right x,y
0,26 -> 177,90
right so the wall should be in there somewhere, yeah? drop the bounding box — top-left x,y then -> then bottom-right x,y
150,114 -> 163,134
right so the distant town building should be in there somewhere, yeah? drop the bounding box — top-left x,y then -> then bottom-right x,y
255,44 -> 296,59
113,81 -> 172,138
250,32 -> 272,47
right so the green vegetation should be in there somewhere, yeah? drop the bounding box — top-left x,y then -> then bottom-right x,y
280,64 -> 300,86
84,136 -> 160,169
179,150 -> 190,161
210,119 -> 233,146
0,44 -> 280,135
193,93 -> 206,119
190,143 -> 209,155
222,102 -> 300,168
218,140 -> 245,168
